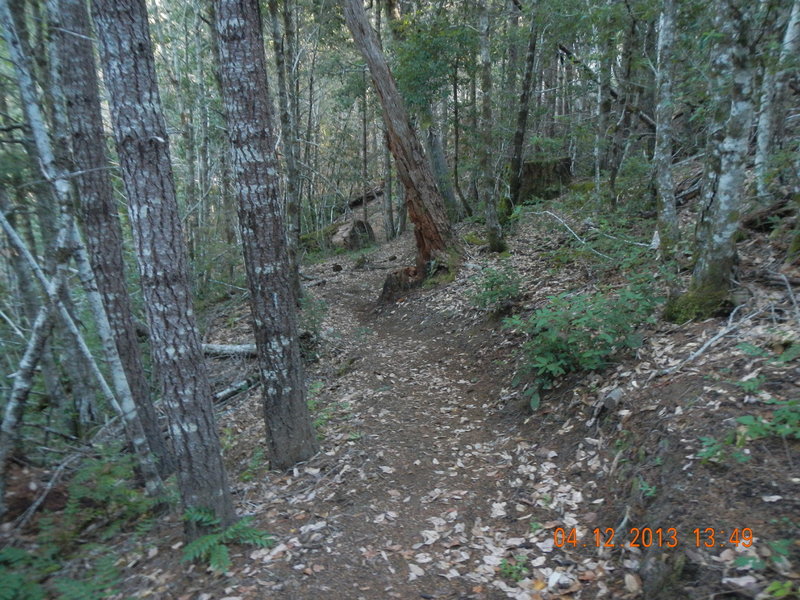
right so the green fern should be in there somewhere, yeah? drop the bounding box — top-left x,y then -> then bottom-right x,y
182,511 -> 273,574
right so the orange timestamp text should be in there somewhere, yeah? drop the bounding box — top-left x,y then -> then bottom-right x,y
553,527 -> 754,549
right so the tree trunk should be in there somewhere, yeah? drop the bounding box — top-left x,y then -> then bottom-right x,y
666,2 -> 755,321
754,0 -> 800,200
212,0 -> 319,469
267,0 -> 302,298
91,0 -> 235,535
654,0 -> 679,259
478,1 -> 504,252
342,0 -> 455,275
51,0 -> 173,475
509,7 -> 538,207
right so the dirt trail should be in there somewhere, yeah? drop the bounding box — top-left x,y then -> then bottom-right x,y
191,236 -> 597,600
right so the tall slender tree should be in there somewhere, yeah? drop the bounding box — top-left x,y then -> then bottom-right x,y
50,0 -> 174,475
212,0 -> 318,469
653,0 -> 678,259
91,0 -> 235,535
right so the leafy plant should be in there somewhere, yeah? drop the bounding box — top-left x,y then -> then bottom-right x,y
764,581 -> 797,598
504,280 -> 659,409
240,448 -> 266,482
470,265 -> 522,315
182,508 -> 273,574
52,548 -> 120,600
38,445 -> 160,550
0,547 -> 47,600
736,399 -> 800,440
499,555 -> 529,582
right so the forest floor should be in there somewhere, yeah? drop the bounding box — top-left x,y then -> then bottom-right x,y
5,195 -> 799,599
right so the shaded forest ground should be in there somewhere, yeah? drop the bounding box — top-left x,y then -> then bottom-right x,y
4,191 -> 800,599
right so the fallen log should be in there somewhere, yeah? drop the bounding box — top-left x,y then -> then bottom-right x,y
214,377 -> 259,404
203,343 -> 257,358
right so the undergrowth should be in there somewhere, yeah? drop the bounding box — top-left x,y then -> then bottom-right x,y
182,509 -> 273,574
504,277 -> 660,410
0,444 -> 164,599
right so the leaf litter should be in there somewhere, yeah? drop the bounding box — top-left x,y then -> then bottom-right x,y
106,209 -> 800,599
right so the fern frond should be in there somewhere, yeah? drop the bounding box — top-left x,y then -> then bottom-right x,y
208,543 -> 231,574
182,533 -> 221,562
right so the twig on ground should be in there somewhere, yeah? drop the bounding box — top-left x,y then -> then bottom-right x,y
653,306 -> 766,378
771,271 -> 800,323
531,211 -> 614,260
12,454 -> 79,532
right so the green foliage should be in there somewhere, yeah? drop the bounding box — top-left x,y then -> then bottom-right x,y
182,510 -> 273,574
499,556 -> 529,582
764,581 -> 797,598
698,397 -> 800,464
736,399 -> 800,441
52,550 -> 120,600
503,280 -> 659,409
49,445 -> 159,547
299,292 -> 328,361
0,543 -> 121,600
0,547 -> 46,600
393,14 -> 477,112
240,448 -> 266,482
470,265 -> 522,315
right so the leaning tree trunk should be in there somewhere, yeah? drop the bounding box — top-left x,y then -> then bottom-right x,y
51,0 -> 173,475
0,0 -> 165,504
91,0 -> 235,536
653,0 -> 679,259
212,0 -> 318,469
343,0 -> 455,275
666,2 -> 755,321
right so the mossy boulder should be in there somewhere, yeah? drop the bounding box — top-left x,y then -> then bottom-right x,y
663,286 -> 732,322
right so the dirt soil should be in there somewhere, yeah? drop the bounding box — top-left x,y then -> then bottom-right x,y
8,205 -> 799,600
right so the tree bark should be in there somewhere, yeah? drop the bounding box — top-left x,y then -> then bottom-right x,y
509,7 -> 538,207
212,0 -> 319,469
478,1 -> 504,252
51,0 -> 173,475
654,0 -> 679,258
343,0 -> 456,275
92,0 -> 235,534
267,0 -> 302,299
754,0 -> 800,200
668,1 -> 756,320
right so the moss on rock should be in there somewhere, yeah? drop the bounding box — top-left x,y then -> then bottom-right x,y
663,286 -> 732,322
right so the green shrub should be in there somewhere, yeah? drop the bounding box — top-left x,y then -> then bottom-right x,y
470,266 -> 522,315
504,280 -> 659,409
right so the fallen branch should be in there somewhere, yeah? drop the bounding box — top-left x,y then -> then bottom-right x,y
653,306 -> 766,378
531,211 -> 614,260
203,343 -> 257,358
13,454 -> 79,531
214,377 -> 259,404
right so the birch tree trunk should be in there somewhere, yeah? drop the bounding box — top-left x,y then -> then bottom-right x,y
51,0 -> 173,475
754,0 -> 800,200
1,0 -> 166,502
91,0 -> 235,534
654,0 -> 679,259
212,0 -> 318,469
343,0 -> 455,275
666,1 -> 755,320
